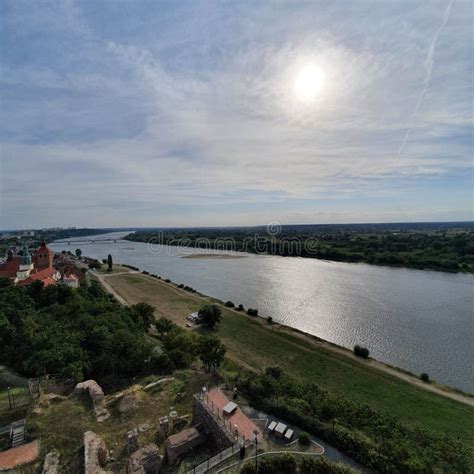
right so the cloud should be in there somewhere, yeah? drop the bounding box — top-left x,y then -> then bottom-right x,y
0,0 -> 472,228
397,0 -> 455,158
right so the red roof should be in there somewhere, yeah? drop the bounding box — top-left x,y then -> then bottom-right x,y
0,256 -> 20,279
205,388 -> 262,444
17,268 -> 57,287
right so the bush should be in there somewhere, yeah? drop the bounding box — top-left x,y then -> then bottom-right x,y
247,308 -> 258,316
224,301 -> 235,307
258,454 -> 297,474
236,304 -> 245,311
267,316 -> 273,324
353,345 -> 369,358
178,283 -> 184,288
265,366 -> 282,379
298,431 -> 311,446
300,456 -> 356,473
164,279 -> 171,283
88,260 -> 101,270
420,373 -> 430,383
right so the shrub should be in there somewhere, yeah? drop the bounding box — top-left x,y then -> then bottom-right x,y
164,279 -> 171,283
300,456 -> 355,473
298,431 -> 311,446
353,345 -> 369,358
420,373 -> 430,383
236,304 -> 245,311
259,454 -> 297,474
247,308 -> 258,316
239,463 -> 256,474
265,366 -> 282,379
224,301 -> 235,307
267,316 -> 273,324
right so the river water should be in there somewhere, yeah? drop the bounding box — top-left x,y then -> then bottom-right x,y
51,232 -> 474,393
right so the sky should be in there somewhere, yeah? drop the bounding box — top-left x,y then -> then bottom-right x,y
0,0 -> 473,229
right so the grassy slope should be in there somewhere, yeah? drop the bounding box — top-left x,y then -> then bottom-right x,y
105,273 -> 474,444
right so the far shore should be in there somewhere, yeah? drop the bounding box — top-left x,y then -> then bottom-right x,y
181,253 -> 247,260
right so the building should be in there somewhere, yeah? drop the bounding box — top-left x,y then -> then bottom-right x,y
0,241 -> 60,287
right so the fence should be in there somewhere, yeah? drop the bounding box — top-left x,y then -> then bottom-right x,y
0,386 -> 30,413
187,443 -> 241,474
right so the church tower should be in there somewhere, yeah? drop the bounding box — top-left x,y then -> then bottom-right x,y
34,241 -> 54,270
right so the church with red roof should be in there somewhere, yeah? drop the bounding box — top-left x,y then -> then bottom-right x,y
0,241 -> 60,287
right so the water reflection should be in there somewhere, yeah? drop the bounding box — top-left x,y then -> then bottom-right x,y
51,232 -> 474,392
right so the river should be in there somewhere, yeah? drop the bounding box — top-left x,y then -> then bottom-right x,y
50,231 -> 474,393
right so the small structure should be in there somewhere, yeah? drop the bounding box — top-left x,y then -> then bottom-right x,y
126,444 -> 161,473
274,422 -> 287,438
267,421 -> 277,433
10,419 -> 26,448
165,427 -> 205,464
284,429 -> 294,441
223,401 -> 237,416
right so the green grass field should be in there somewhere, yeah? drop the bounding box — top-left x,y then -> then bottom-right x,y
106,273 -> 474,444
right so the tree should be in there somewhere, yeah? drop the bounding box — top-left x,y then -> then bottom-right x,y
107,254 -> 113,271
156,317 -> 173,337
198,336 -> 226,372
420,372 -> 430,383
298,431 -> 311,446
198,304 -> 222,328
75,248 -> 82,259
130,302 -> 155,330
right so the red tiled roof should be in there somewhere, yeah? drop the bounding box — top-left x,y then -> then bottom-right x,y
206,388 -> 262,444
0,255 -> 20,279
17,268 -> 57,287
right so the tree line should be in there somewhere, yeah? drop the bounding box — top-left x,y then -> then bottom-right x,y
124,226 -> 474,273
0,278 -> 225,384
235,368 -> 473,473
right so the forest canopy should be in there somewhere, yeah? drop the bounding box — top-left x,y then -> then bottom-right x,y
0,278 -> 155,382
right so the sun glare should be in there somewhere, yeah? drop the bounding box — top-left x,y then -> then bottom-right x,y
293,63 -> 325,103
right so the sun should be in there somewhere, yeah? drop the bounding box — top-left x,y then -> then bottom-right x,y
293,63 -> 325,103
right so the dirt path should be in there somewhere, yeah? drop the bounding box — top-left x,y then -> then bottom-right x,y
93,271 -> 139,305
95,271 -> 474,407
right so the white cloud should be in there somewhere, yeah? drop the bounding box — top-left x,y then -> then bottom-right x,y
0,0 -> 472,228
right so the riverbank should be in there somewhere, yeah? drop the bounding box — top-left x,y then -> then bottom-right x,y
93,267 -> 474,445
124,225 -> 474,274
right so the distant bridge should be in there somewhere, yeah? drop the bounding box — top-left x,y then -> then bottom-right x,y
53,238 -> 126,245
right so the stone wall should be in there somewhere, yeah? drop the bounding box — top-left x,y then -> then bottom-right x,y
192,395 -> 235,450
